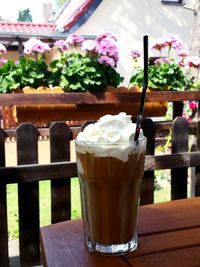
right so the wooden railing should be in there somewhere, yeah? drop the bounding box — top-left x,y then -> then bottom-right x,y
0,90 -> 200,128
0,91 -> 200,105
0,117 -> 200,266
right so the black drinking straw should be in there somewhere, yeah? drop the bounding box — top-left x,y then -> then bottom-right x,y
134,35 -> 148,141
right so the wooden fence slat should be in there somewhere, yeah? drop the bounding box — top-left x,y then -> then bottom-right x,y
50,122 -> 71,224
0,128 -> 5,167
0,128 -> 9,267
140,118 -> 155,205
172,102 -> 183,119
171,117 -> 189,200
16,123 -> 40,266
194,120 -> 200,196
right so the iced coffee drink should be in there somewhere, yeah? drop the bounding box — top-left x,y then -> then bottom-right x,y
75,112 -> 146,254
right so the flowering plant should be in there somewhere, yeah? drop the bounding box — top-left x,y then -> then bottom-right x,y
130,34 -> 200,91
0,44 -> 13,93
0,38 -> 51,92
17,38 -> 51,88
49,33 -> 123,92
0,44 -> 7,66
0,33 -> 123,93
183,101 -> 198,122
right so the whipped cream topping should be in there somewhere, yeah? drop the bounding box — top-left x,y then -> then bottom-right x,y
76,113 -> 145,161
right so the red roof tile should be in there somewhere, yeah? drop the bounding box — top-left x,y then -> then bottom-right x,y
0,21 -> 56,34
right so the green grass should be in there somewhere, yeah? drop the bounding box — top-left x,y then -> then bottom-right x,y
71,178 -> 81,219
7,178 -> 81,240
7,177 -> 172,240
7,184 -> 19,239
154,185 -> 171,203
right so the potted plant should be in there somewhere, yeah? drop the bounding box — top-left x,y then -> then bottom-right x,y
0,38 -> 51,93
0,33 -> 126,124
0,34 -> 124,94
49,33 -> 123,92
129,34 -> 200,118
130,33 -> 200,91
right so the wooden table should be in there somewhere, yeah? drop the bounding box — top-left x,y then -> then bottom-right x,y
40,197 -> 200,267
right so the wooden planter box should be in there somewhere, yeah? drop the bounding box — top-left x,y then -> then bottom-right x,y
14,101 -> 167,124
1,87 -> 170,127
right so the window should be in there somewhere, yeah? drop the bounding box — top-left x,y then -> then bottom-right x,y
161,0 -> 183,4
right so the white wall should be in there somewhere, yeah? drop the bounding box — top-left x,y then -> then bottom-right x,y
76,0 -> 195,85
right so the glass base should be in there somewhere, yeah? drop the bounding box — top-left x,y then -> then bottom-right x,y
85,232 -> 138,255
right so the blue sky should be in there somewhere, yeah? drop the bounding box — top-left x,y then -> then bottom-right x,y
0,0 -> 55,22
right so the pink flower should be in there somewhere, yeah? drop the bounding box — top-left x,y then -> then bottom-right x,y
98,55 -> 115,68
154,57 -> 171,64
66,33 -> 84,46
96,37 -> 119,64
97,38 -> 117,54
0,57 -> 7,66
0,43 -> 7,54
151,37 -> 168,51
32,44 -> 46,53
23,38 -> 51,55
131,50 -> 141,59
182,112 -> 186,117
96,32 -> 117,43
185,56 -> 200,69
178,50 -> 189,57
189,101 -> 197,111
177,60 -> 186,67
182,113 -> 192,122
151,34 -> 182,52
81,40 -> 97,52
163,34 -> 182,50
54,40 -> 68,51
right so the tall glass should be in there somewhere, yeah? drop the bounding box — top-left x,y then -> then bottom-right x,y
75,137 -> 146,255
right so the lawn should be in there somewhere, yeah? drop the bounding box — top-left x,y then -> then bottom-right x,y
7,178 -> 82,239
7,177 -> 172,240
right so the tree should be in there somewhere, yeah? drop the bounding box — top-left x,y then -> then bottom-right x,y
17,8 -> 33,22
190,0 -> 200,81
55,0 -> 68,7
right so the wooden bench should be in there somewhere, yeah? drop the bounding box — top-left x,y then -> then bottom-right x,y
0,117 -> 200,266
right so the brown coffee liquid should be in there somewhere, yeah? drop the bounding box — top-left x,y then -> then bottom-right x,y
76,150 -> 145,244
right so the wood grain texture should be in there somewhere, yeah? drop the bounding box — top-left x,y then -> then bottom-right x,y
40,198 -> 200,267
172,101 -> 183,118
127,246 -> 200,267
194,120 -> 200,196
16,123 -> 40,266
0,91 -> 200,106
171,117 -> 189,200
138,197 -> 200,235
140,118 -> 155,205
0,128 -> 9,267
40,220 -> 129,267
50,122 -> 71,224
1,151 -> 200,184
